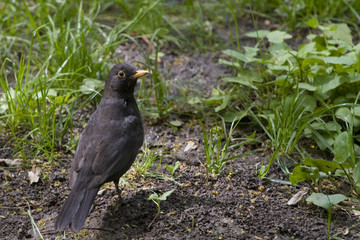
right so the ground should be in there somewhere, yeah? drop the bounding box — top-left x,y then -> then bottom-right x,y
1,123 -> 359,239
1,17 -> 360,240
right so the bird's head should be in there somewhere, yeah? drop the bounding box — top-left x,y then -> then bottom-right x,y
104,63 -> 149,98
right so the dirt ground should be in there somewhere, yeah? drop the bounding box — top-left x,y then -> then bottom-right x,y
1,122 -> 360,239
1,17 -> 360,240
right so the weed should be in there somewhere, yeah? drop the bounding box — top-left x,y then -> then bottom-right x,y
201,120 -> 231,176
27,202 -> 44,240
243,0 -> 360,32
165,161 -> 180,177
147,188 -> 175,229
0,0 -> 169,161
148,189 -> 175,214
142,45 -> 172,119
217,16 -> 360,235
201,117 -> 255,177
307,193 -> 348,237
219,20 -> 360,173
133,143 -> 161,177
0,56 -> 76,161
27,200 -> 65,239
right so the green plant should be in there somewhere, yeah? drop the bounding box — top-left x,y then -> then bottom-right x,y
201,118 -> 254,177
27,201 -> 65,239
141,45 -> 172,120
220,19 -> 360,168
307,193 -> 348,237
214,20 -> 360,238
27,202 -> 44,240
0,0 -> 167,161
148,189 -> 175,214
216,18 -> 360,234
201,120 -> 231,176
239,0 -> 360,32
146,188 -> 175,229
289,123 -> 360,197
115,0 -> 184,46
0,56 -> 76,161
252,91 -> 324,177
133,144 -> 161,177
165,161 -> 180,177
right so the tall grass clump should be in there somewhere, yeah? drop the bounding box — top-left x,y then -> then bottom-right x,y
0,0 -> 167,162
214,18 -> 360,221
242,0 -> 360,32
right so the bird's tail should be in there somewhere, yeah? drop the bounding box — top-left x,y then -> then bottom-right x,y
55,182 -> 100,233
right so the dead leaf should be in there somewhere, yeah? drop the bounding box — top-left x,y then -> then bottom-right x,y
184,140 -> 198,152
28,165 -> 41,184
3,170 -> 12,181
0,158 -> 24,167
352,208 -> 360,217
287,189 -> 308,206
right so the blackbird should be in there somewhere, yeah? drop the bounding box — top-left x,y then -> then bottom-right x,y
55,63 -> 149,233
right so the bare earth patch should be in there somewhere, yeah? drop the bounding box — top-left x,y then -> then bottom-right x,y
1,122 -> 359,239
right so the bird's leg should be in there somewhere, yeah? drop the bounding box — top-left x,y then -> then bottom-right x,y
113,180 -> 122,211
113,180 -> 122,200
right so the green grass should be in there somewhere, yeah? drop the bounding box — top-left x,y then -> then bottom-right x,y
241,0 -> 360,33
0,0 -> 182,161
133,143 -> 162,177
210,8 -> 360,231
1,1 -> 360,233
1,0 -> 359,179
201,118 -> 256,178
0,0 -> 230,161
214,16 -> 360,235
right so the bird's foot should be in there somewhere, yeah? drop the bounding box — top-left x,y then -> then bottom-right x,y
112,180 -> 123,212
112,195 -> 123,213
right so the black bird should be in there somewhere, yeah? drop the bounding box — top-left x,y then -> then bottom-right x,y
55,63 -> 149,233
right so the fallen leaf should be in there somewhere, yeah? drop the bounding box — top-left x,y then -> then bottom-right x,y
352,208 -> 360,217
3,170 -> 12,181
287,189 -> 308,205
28,165 -> 41,184
184,141 -> 198,152
0,158 -> 24,167
170,120 -> 183,127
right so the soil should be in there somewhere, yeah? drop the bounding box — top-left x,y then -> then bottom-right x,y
1,16 -> 360,240
1,122 -> 360,240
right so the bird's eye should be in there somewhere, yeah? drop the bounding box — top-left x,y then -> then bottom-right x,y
118,71 -> 126,78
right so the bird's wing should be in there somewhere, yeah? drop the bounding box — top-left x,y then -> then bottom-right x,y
70,126 -> 98,189
70,114 -> 143,189
89,116 -> 143,188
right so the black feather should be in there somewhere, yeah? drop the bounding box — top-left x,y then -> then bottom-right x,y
54,63 -> 148,233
